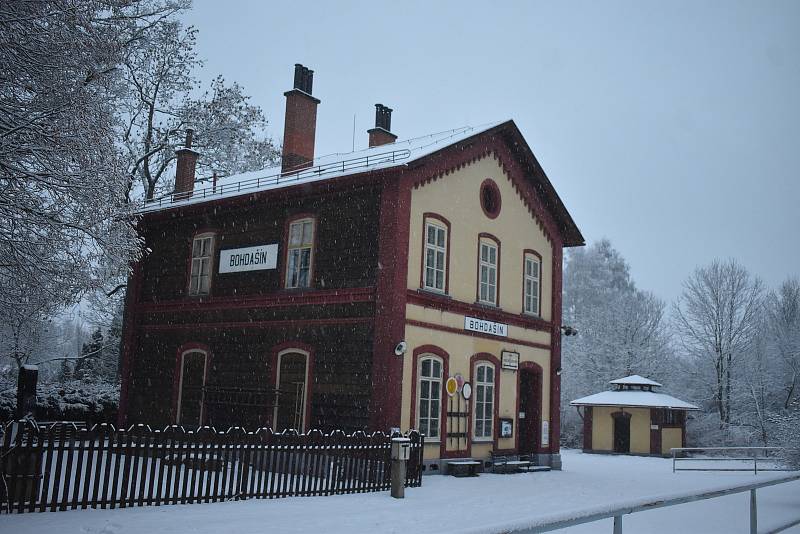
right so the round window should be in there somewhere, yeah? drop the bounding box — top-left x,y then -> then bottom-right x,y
480,179 -> 501,219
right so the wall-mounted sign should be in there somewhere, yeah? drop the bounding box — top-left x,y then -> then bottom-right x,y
219,244 -> 279,273
541,421 -> 549,447
500,418 -> 513,438
501,351 -> 520,370
462,383 -> 472,400
445,377 -> 458,397
464,316 -> 508,337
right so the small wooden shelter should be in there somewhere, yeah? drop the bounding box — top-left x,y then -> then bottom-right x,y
570,375 -> 699,456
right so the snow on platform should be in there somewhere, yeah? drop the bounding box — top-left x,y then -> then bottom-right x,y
0,449 -> 797,534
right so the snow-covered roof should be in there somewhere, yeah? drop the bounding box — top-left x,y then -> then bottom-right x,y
139,121 -> 506,214
570,390 -> 699,410
609,375 -> 662,387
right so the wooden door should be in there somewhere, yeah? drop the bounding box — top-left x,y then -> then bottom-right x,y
518,369 -> 540,453
613,412 -> 631,453
275,352 -> 308,432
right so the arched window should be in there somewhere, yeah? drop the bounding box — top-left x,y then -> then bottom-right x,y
477,234 -> 500,306
417,356 -> 443,439
473,362 -> 495,439
523,250 -> 542,316
177,349 -> 208,426
274,348 -> 310,431
285,216 -> 315,289
189,232 -> 215,296
422,214 -> 450,293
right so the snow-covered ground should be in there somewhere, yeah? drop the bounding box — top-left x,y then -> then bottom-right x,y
1,449 -> 798,534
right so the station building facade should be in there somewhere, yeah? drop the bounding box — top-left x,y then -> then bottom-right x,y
119,64 -> 584,469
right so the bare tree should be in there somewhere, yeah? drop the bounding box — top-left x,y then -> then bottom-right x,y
120,20 -> 279,200
673,259 -> 764,425
766,278 -> 800,409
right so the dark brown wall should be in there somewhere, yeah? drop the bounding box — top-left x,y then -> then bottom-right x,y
127,322 -> 374,433
137,183 -> 382,303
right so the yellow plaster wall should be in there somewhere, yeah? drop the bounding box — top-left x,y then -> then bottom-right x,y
406,156 -> 553,320
661,428 -> 683,455
401,319 -> 551,460
591,406 -> 651,454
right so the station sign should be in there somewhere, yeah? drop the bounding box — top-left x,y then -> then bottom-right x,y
464,316 -> 508,337
219,244 -> 279,273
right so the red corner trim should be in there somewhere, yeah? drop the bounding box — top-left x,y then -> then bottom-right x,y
118,260 -> 143,427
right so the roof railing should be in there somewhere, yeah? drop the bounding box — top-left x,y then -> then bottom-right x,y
140,147 -> 411,213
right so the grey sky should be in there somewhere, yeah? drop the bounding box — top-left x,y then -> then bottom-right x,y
185,1 -> 799,302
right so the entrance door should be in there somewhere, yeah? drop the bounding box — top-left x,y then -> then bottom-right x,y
178,350 -> 207,427
612,412 -> 631,453
274,352 -> 308,432
518,369 -> 540,454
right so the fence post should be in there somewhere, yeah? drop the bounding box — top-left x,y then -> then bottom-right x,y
613,515 -> 623,534
390,438 -> 410,499
750,489 -> 757,534
672,449 -> 676,473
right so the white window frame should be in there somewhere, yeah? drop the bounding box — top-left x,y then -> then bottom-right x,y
423,222 -> 447,292
189,233 -> 215,296
478,240 -> 498,305
176,349 -> 208,425
524,254 -> 541,316
274,348 -> 310,432
416,355 -> 443,440
285,218 -> 315,289
473,362 -> 495,440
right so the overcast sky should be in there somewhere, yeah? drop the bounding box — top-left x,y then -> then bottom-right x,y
185,1 -> 799,303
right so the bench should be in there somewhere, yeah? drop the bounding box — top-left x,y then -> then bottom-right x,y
447,460 -> 481,477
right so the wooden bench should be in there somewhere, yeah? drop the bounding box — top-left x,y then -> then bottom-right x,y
447,460 -> 481,477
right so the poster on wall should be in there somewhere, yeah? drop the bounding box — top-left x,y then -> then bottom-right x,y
541,421 -> 549,447
500,418 -> 513,438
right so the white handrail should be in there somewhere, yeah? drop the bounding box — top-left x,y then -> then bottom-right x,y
478,472 -> 800,534
671,446 -> 795,475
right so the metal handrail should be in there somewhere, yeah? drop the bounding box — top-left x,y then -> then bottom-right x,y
671,447 -> 795,474
483,472 -> 800,534
140,148 -> 412,212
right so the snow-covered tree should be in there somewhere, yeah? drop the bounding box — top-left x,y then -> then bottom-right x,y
0,1 -> 187,368
673,259 -> 764,426
120,19 -> 279,200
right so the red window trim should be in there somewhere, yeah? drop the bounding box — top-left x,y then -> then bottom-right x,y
281,213 -> 318,290
522,249 -> 543,317
268,341 -> 315,432
419,213 -> 451,294
172,342 -> 211,425
469,352 -> 501,450
475,232 -> 501,307
186,229 -> 218,298
479,178 -> 502,219
409,345 -> 449,459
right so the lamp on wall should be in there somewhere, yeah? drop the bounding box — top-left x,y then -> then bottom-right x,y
560,325 -> 578,336
394,341 -> 407,356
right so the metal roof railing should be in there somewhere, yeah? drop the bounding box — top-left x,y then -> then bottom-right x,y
140,148 -> 411,213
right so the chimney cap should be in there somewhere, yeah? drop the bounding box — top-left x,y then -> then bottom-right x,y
374,103 -> 393,132
175,128 -> 199,154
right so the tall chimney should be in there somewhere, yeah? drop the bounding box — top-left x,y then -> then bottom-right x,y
368,104 -> 397,147
282,64 -> 321,173
174,129 -> 199,196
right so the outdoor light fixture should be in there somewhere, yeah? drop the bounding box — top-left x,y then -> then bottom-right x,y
556,367 -> 563,376
560,325 -> 578,336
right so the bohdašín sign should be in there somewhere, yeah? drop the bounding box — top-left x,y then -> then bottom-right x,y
464,316 -> 508,337
219,244 -> 279,273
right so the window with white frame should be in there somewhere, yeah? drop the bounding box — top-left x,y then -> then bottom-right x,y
417,356 -> 443,439
423,222 -> 447,292
286,218 -> 314,288
474,362 -> 495,439
479,240 -> 498,305
524,254 -> 541,315
189,233 -> 214,295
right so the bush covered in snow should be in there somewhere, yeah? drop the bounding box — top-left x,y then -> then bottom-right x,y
0,375 -> 118,424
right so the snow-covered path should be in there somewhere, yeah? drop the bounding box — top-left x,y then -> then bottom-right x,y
1,449 -> 798,533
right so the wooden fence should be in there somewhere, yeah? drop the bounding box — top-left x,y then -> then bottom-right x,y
0,420 -> 424,513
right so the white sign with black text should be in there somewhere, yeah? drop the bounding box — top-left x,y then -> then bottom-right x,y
219,244 -> 279,273
464,316 -> 508,337
501,351 -> 520,370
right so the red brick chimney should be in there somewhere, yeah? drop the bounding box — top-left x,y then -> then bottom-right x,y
368,104 -> 397,147
174,129 -> 199,196
282,64 -> 321,173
